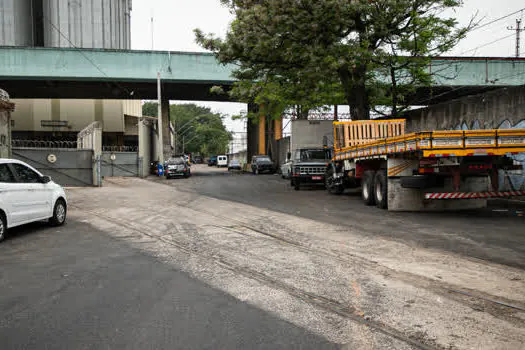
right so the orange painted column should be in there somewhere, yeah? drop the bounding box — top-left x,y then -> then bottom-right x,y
258,114 -> 266,155
274,116 -> 282,140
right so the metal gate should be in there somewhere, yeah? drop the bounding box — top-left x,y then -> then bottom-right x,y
12,146 -> 94,187
101,151 -> 141,177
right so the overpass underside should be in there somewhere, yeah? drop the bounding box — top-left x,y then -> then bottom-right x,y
1,79 -> 233,101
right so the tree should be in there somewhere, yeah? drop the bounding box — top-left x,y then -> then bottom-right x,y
142,102 -> 232,156
195,0 -> 472,120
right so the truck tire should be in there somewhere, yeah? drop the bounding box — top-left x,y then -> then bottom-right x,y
374,171 -> 388,209
325,166 -> 344,195
362,170 -> 376,206
292,178 -> 300,191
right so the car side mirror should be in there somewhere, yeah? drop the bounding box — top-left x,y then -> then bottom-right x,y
40,175 -> 51,184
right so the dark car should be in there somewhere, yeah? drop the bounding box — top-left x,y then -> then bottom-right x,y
193,156 -> 203,164
251,155 -> 276,175
165,157 -> 191,179
208,156 -> 217,166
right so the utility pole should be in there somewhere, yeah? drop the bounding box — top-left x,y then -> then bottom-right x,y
508,19 -> 525,57
157,72 -> 164,164
150,16 -> 154,50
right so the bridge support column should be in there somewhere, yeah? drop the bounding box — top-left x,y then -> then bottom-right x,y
258,113 -> 266,155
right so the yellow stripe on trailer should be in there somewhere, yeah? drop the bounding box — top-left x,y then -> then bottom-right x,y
333,128 -> 525,160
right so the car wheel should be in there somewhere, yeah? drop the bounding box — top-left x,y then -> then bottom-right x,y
0,213 -> 6,242
49,199 -> 67,226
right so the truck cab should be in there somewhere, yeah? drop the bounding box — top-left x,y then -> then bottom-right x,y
290,148 -> 331,190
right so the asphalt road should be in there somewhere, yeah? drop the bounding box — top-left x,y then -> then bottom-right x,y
0,219 -> 337,350
153,165 -> 525,269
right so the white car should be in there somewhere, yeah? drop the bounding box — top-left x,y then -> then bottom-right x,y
0,159 -> 67,242
280,161 -> 293,179
217,155 -> 228,167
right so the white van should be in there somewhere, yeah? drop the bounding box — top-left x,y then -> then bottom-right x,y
217,155 -> 228,167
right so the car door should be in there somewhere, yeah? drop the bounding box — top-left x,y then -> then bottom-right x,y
9,163 -> 52,222
0,163 -> 22,227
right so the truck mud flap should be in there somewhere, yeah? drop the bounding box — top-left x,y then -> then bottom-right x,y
400,175 -> 432,189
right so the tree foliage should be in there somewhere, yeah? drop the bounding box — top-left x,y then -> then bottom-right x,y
195,0 -> 472,119
142,102 -> 232,156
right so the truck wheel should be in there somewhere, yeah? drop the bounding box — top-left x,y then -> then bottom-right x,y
362,171 -> 376,206
374,171 -> 388,209
293,179 -> 300,191
325,167 -> 344,195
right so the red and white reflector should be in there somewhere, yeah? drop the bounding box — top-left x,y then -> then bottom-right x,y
425,191 -> 525,200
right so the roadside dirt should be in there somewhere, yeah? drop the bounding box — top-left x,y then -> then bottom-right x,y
67,177 -> 525,349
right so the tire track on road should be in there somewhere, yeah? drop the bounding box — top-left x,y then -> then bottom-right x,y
71,205 -> 441,350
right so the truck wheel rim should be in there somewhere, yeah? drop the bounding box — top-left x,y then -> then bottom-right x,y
0,219 -> 4,239
363,184 -> 369,199
376,182 -> 383,202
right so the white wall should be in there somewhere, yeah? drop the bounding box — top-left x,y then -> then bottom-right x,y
11,99 -> 141,133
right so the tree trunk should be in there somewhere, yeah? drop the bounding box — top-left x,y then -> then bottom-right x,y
390,65 -> 398,117
338,64 -> 370,120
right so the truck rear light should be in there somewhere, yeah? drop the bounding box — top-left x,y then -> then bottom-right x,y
418,168 -> 436,174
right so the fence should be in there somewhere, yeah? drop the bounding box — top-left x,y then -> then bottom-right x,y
102,145 -> 138,152
12,139 -> 77,149
334,119 -> 406,149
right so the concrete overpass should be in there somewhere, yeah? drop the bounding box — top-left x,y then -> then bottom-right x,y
1,46 -> 525,103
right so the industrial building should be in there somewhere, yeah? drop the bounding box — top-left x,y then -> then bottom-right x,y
0,0 -> 140,147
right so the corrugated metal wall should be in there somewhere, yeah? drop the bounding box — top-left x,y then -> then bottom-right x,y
42,0 -> 131,49
0,0 -> 33,46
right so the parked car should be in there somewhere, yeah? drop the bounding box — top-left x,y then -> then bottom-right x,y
251,155 -> 277,175
228,159 -> 242,171
217,155 -> 228,167
0,159 -> 67,242
193,156 -> 203,164
208,156 -> 217,166
280,160 -> 293,179
165,157 -> 191,179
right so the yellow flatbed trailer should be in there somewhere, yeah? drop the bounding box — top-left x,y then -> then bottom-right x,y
326,120 -> 525,211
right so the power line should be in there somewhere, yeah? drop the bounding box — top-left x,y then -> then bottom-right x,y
458,32 -> 515,55
472,7 -> 525,32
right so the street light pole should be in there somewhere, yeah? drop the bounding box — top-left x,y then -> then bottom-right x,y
157,72 -> 164,164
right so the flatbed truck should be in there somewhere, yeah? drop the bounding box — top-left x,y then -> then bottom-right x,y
324,119 -> 525,211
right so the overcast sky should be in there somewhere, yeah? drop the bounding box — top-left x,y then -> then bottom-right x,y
130,0 -> 525,133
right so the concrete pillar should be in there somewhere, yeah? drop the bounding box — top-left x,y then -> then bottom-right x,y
258,114 -> 266,155
161,98 -> 171,159
274,116 -> 282,140
138,118 -> 151,177
0,94 -> 14,159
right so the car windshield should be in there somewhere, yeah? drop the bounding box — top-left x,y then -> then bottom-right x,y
167,158 -> 185,165
255,157 -> 272,163
299,149 -> 329,161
